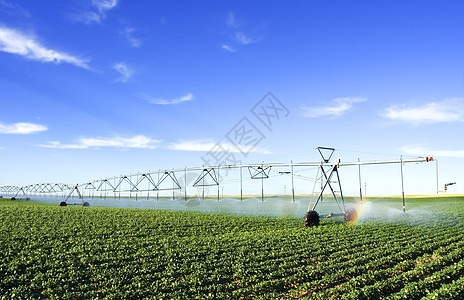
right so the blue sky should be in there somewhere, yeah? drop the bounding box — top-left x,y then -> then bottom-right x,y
1,0 -> 463,196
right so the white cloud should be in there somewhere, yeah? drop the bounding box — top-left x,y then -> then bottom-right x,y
92,0 -> 118,14
400,145 -> 464,158
0,122 -> 47,134
113,62 -> 134,82
122,27 -> 141,48
39,135 -> 161,149
168,139 -> 270,154
0,0 -> 30,18
222,44 -> 235,53
222,12 -> 261,51
0,26 -> 91,69
74,11 -> 101,24
302,97 -> 367,118
74,0 -> 118,24
39,141 -> 87,149
226,12 -> 238,28
382,99 -> 464,124
140,93 -> 194,105
234,32 -> 255,45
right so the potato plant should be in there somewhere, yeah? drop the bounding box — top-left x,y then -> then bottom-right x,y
1,197 -> 464,299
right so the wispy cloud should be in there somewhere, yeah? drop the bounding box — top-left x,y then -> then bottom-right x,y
226,12 -> 239,28
302,97 -> 367,118
0,26 -> 91,69
74,0 -> 118,24
39,141 -> 87,149
39,135 -> 161,149
168,139 -> 270,154
234,32 -> 256,45
400,144 -> 464,158
382,98 -> 464,125
121,27 -> 141,47
222,44 -> 235,53
92,0 -> 118,14
222,11 -> 261,52
113,62 -> 134,82
0,122 -> 47,134
74,11 -> 102,24
140,93 -> 194,105
0,0 -> 30,18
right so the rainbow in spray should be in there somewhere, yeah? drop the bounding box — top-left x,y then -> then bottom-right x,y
346,200 -> 370,224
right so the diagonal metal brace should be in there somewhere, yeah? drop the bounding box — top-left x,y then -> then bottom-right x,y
157,171 -> 182,190
193,168 -> 219,187
248,166 -> 271,179
311,162 -> 346,213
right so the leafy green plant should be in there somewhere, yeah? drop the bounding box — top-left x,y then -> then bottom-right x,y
1,197 -> 464,299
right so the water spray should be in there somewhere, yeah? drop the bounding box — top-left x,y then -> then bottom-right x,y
0,148 -> 434,219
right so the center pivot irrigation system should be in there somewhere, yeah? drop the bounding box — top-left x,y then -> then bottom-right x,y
1,147 -> 434,226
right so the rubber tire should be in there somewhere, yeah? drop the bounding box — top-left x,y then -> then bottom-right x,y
83,202 -> 90,206
304,210 -> 320,227
11,197 -> 16,200
59,201 -> 67,206
344,208 -> 358,222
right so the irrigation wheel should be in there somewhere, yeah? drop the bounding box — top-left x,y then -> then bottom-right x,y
344,208 -> 358,223
59,201 -> 67,206
304,210 -> 320,227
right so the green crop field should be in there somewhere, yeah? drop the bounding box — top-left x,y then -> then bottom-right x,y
1,196 -> 464,299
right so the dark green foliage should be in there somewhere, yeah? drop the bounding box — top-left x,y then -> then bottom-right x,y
1,198 -> 464,299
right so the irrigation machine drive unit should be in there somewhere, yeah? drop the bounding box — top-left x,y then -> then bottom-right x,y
303,147 -> 433,227
304,147 -> 356,227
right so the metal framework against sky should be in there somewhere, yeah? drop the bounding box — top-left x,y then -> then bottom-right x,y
1,149 -> 433,206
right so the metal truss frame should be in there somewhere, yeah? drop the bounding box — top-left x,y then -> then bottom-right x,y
156,171 -> 181,191
248,165 -> 272,179
97,179 -> 115,192
193,168 -> 219,187
133,173 -> 158,192
114,176 -> 138,192
1,148 -> 434,208
65,184 -> 83,202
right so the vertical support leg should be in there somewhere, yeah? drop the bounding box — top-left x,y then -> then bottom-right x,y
147,175 -> 150,200
184,167 -> 187,201
261,167 -> 264,202
291,160 -> 295,203
358,158 -> 363,204
400,156 -> 405,212
240,166 -> 243,201
436,159 -> 439,194
157,170 -> 160,202
202,174 -> 205,201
